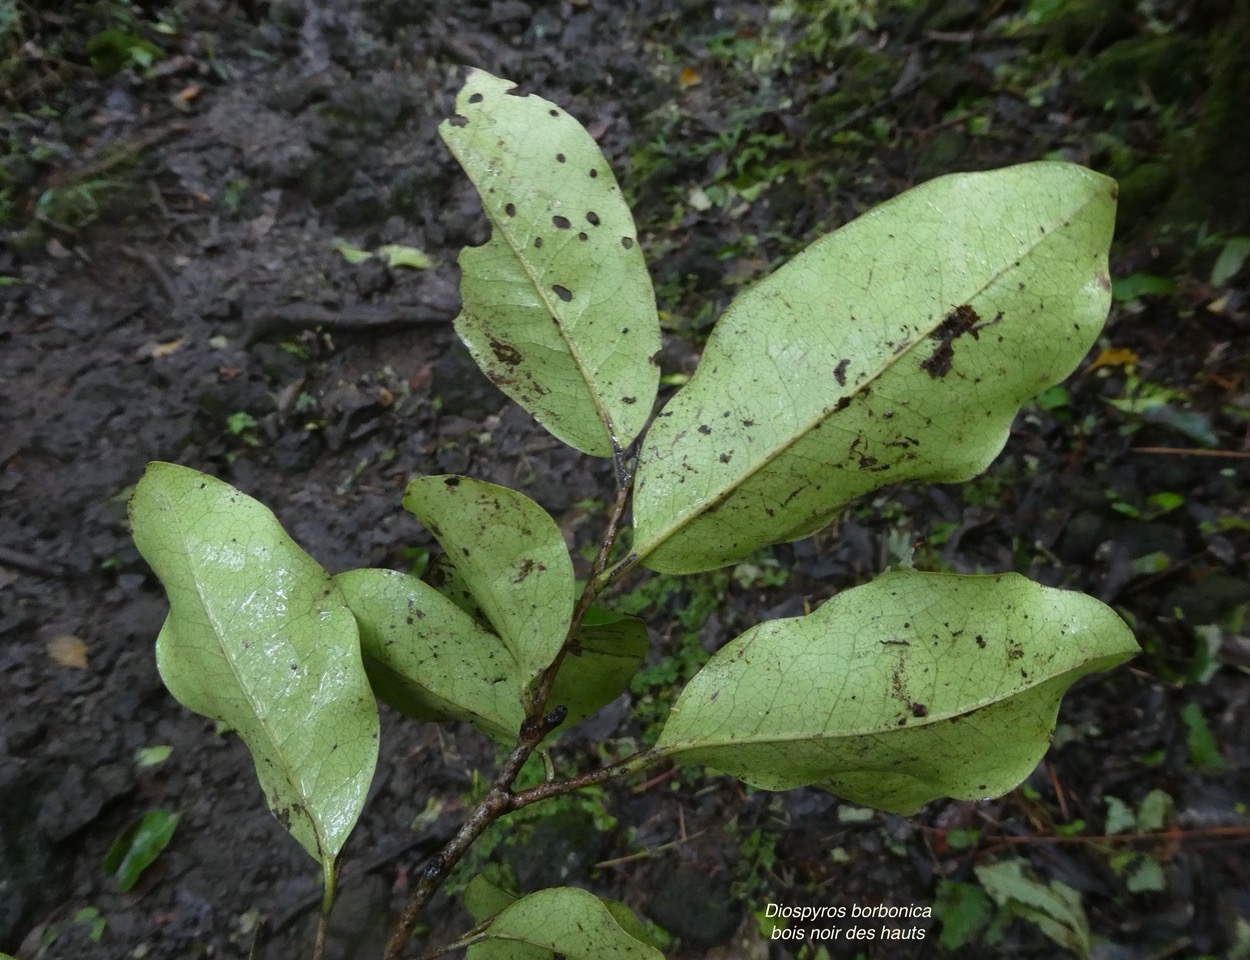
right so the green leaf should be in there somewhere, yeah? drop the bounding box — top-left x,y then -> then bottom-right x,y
104,809 -> 180,892
333,238 -> 373,264
632,162 -> 1117,573
1104,796 -> 1135,835
403,475 -> 574,690
975,860 -> 1090,957
1136,788 -> 1173,832
459,876 -> 659,952
334,568 -> 525,742
439,68 -> 661,457
129,462 -> 379,904
1123,854 -> 1166,893
134,745 -> 172,768
934,879 -> 995,950
464,887 -> 663,960
1111,272 -> 1176,301
654,570 -> 1137,814
71,907 -> 106,943
463,874 -> 518,923
378,243 -> 431,269
548,607 -> 649,726
1180,702 -> 1225,769
1211,236 -> 1250,286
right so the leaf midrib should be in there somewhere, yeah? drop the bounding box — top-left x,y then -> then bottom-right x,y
160,485 -> 325,855
633,188 -> 1103,565
445,123 -> 620,453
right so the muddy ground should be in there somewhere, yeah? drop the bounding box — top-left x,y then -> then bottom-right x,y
2,1 -> 1249,958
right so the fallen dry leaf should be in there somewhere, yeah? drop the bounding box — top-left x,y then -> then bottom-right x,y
48,634 -> 89,670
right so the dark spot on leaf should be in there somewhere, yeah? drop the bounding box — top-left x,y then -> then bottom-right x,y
462,547 -> 470,556
468,93 -> 483,104
489,338 -> 523,366
448,115 -> 468,127
921,304 -> 1000,379
533,236 -> 543,248
512,558 -> 535,583
621,327 -> 629,334
833,359 -> 849,386
443,476 -> 460,486
586,211 -> 600,225
834,396 -> 851,412
589,168 -> 598,178
552,215 -> 571,229
975,635 -> 986,648
622,396 -> 636,404
549,108 -> 559,117
719,452 -> 732,463
552,284 -> 572,302
505,202 -> 516,217
911,702 -> 928,718
556,152 -> 566,162
781,485 -> 807,507
650,349 -> 662,365
742,418 -> 755,426
621,237 -> 634,249
578,232 -> 588,241
698,424 -> 711,435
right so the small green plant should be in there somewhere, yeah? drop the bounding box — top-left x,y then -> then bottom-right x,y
128,69 -> 1138,959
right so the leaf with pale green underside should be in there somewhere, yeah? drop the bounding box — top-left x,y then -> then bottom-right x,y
403,475 -> 573,689
976,860 -> 1091,957
549,607 -> 648,726
334,568 -> 525,742
632,162 -> 1117,573
439,68 -> 661,457
656,570 -> 1137,815
129,462 -> 378,905
461,887 -> 662,960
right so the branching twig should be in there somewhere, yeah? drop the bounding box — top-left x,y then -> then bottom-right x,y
382,706 -> 570,959
383,439 -> 655,958
1130,446 -> 1250,459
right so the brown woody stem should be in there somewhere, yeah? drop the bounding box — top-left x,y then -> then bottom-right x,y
384,459 -> 649,958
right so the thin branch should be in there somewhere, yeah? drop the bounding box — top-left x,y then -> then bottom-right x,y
507,749 -> 663,809
594,829 -> 706,870
1130,446 -> 1250,459
384,432 -> 649,958
382,707 -> 568,960
982,824 -> 1250,847
312,910 -> 328,960
530,480 -> 633,716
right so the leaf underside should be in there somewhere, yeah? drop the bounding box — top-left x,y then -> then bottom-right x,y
633,162 -> 1118,573
334,568 -> 525,743
129,463 -> 379,898
549,608 -> 649,727
465,887 -> 663,960
440,68 -> 661,457
656,570 -> 1138,815
403,475 -> 574,689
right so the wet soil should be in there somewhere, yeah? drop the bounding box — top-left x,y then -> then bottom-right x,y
2,2 -> 1249,959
